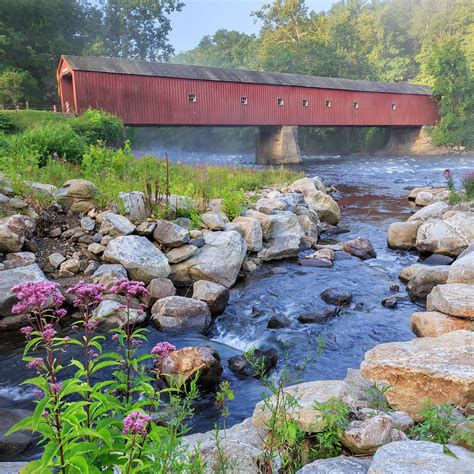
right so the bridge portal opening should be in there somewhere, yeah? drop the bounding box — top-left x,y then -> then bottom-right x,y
60,74 -> 75,114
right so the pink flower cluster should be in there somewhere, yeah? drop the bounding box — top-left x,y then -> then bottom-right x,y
50,382 -> 62,394
12,281 -> 64,315
151,342 -> 176,358
42,323 -> 57,343
110,280 -> 149,299
122,411 -> 151,436
67,282 -> 106,307
20,326 -> 33,340
27,358 -> 44,370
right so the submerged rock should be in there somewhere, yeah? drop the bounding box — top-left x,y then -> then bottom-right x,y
343,236 -> 377,260
267,314 -> 291,329
321,288 -> 352,306
297,306 -> 337,323
228,348 -> 278,377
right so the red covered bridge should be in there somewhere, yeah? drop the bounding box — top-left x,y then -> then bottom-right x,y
57,55 -> 439,163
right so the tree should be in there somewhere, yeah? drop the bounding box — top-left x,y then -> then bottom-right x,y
0,69 -> 37,108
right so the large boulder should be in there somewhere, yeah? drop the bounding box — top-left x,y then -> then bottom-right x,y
360,330 -> 474,419
201,212 -> 226,231
257,235 -> 301,261
406,266 -> 449,303
161,346 -> 222,388
98,211 -> 135,237
151,296 -> 211,333
416,212 -> 474,256
117,191 -> 150,222
426,284 -> 474,318
92,264 -> 128,289
410,311 -> 473,337
0,264 -> 47,318
192,280 -> 229,316
289,177 -> 321,195
261,211 -> 304,241
387,221 -> 422,250
297,457 -> 368,474
0,215 -> 35,253
448,252 -> 474,284
104,235 -> 170,283
144,278 -> 176,307
367,441 -> 474,474
93,299 -> 146,330
153,220 -> 190,248
252,380 -> 353,432
304,190 -> 340,225
233,216 -> 263,252
170,231 -> 246,288
165,245 -> 198,264
342,236 -> 376,260
0,408 -> 34,458
408,201 -> 449,222
55,179 -> 99,212
342,414 -> 393,455
399,263 -> 427,283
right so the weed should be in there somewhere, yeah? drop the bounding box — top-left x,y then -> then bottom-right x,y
364,382 -> 392,413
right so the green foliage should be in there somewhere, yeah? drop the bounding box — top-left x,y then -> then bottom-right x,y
312,398 -> 350,459
364,382 -> 392,413
71,109 -> 125,147
462,171 -> 474,199
0,113 -> 15,132
0,69 -> 38,107
410,402 -> 460,444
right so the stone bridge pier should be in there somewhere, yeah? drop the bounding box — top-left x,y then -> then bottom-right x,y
256,126 -> 302,165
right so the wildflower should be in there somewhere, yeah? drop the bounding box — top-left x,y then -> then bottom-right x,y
20,326 -> 33,340
12,281 -> 64,314
151,342 -> 176,358
131,338 -> 142,348
88,349 -> 99,359
122,411 -> 151,436
67,282 -> 105,307
84,320 -> 98,332
63,336 -> 71,345
42,324 -> 56,343
55,308 -> 67,319
110,280 -> 149,299
42,410 -> 49,418
27,358 -> 44,370
111,334 -> 119,341
443,168 -> 452,179
33,388 -> 43,398
50,382 -> 62,394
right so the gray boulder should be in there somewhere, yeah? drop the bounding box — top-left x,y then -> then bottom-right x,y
192,280 -> 229,316
153,219 -> 190,247
55,179 -> 99,213
407,265 -> 449,303
0,215 -> 35,253
257,235 -> 300,261
93,299 -> 146,330
92,264 -> 128,289
201,212 -> 226,230
304,190 -> 340,225
99,211 -> 135,237
408,201 -> 449,222
118,191 -> 150,221
233,216 -> 263,252
342,236 -> 376,260
297,457 -> 368,473
448,251 -> 474,284
104,235 -> 170,283
0,408 -> 34,459
165,245 -> 198,264
144,278 -> 176,307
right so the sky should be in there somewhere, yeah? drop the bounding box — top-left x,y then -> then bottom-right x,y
169,0 -> 338,53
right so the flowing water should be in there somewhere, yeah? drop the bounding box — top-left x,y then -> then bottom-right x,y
2,151 -> 474,460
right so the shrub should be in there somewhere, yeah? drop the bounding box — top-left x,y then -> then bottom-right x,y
0,112 -> 15,132
72,109 -> 125,147
410,402 -> 459,444
462,171 -> 474,199
21,123 -> 86,165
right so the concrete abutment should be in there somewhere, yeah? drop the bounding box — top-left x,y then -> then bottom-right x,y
256,126 -> 302,165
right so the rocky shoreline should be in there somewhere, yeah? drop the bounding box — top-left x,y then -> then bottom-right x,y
0,172 -> 473,472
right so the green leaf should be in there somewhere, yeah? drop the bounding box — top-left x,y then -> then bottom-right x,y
90,360 -> 118,375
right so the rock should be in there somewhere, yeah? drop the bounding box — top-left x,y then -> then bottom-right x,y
151,296 -> 211,333
408,201 -> 449,222
422,254 -> 454,265
30,181 -> 57,196
0,215 -> 34,253
153,220 -> 190,248
144,278 -> 176,306
389,429 -> 408,442
304,190 -> 340,225
360,330 -> 474,419
255,196 -> 286,214
399,263 -> 427,283
411,311 -> 474,337
0,408 -> 34,458
342,414 -> 393,455
135,220 -> 156,236
228,348 -> 278,377
0,462 -> 28,473
343,237 -> 377,260
165,245 -> 198,264
55,179 -> 98,213
4,252 -> 35,269
260,211 -> 304,241
59,258 -> 80,274
408,186 -> 446,201
189,237 -> 205,248
6,198 -> 27,210
88,243 -> 105,255
389,411 -> 415,432
367,440 -> 474,474
104,235 -> 170,284
99,211 -> 135,237
407,266 -> 449,303
252,380 -> 353,432
93,300 -> 146,330
84,261 -> 100,276
49,252 -> 66,269
161,346 -> 222,388
426,284 -> 474,318
321,288 -> 352,306
92,264 -> 128,289
192,280 -> 229,316
0,264 -> 47,318
118,191 -> 150,221
233,217 -> 263,252
298,306 -> 337,323
267,314 -> 291,329
381,296 -> 398,308
200,212 -> 226,231
416,212 -> 474,256
297,457 -> 368,474
387,221 -> 422,250
289,177 -> 318,196
258,235 -> 300,261
457,243 -> 474,260
448,251 -> 474,284
296,214 -> 319,245
170,231 -> 246,288
80,216 -> 96,232
299,256 -> 332,267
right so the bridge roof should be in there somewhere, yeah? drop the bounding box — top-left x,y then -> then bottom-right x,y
62,55 -> 431,96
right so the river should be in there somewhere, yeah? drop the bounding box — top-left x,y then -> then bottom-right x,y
1,151 -> 473,460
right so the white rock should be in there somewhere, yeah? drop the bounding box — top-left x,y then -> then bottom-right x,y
118,191 -> 150,221
99,211 -> 135,237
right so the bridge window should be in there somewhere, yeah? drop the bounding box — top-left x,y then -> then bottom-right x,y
241,96 -> 248,105
277,98 -> 284,106
188,94 -> 197,103
303,99 -> 309,107
392,103 -> 397,111
353,101 -> 359,109
325,100 -> 332,108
